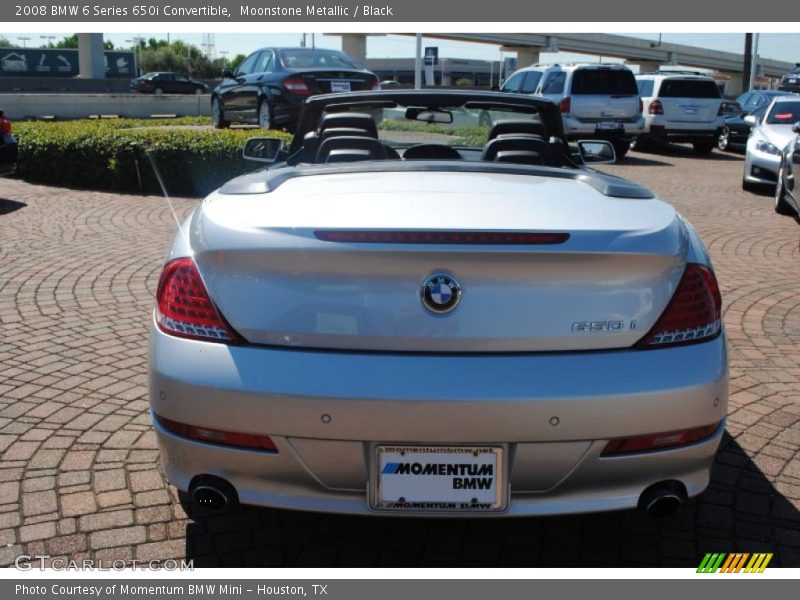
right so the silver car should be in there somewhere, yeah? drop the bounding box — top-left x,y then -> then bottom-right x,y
743,95 -> 800,191
149,90 -> 728,519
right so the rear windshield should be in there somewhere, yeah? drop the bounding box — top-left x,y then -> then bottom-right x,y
279,49 -> 359,69
766,101 -> 800,124
659,79 -> 721,99
571,69 -> 637,95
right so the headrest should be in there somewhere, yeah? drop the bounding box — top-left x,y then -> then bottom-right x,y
482,135 -> 554,166
488,119 -> 547,140
318,112 -> 378,137
316,136 -> 388,163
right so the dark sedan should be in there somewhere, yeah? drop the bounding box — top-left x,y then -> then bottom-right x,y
0,109 -> 17,177
718,90 -> 796,151
778,65 -> 800,94
775,121 -> 800,219
211,47 -> 379,130
130,72 -> 209,95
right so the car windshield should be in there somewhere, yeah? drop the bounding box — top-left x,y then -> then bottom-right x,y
659,79 -> 720,98
766,101 -> 800,124
571,69 -> 638,95
279,49 -> 359,69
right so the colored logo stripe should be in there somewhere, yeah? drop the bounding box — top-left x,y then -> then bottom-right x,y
697,553 -> 773,573
382,463 -> 400,475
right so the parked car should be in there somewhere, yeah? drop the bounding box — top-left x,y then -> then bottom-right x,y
130,72 -> 208,95
0,109 -> 17,176
743,96 -> 800,191
150,89 -> 727,520
211,47 -> 379,130
778,64 -> 800,93
500,63 -> 644,159
635,72 -> 724,154
718,90 -> 795,151
774,121 -> 800,217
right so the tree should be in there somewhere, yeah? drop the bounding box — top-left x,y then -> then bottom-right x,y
0,37 -> 13,47
47,34 -> 114,50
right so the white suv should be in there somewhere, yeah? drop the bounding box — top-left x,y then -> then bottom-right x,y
501,63 -> 644,159
635,72 -> 724,154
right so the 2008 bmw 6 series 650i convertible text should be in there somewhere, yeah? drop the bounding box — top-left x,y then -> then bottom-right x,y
149,90 -> 728,519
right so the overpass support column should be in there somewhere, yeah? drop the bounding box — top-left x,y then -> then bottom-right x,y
509,47 -> 540,69
340,34 -> 367,64
78,33 -> 105,79
631,61 -> 662,75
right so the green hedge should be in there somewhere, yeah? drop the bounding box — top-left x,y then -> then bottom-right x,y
14,118 -> 293,197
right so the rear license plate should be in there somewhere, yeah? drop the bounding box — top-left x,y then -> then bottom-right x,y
683,107 -> 699,114
596,122 -> 623,132
330,80 -> 351,93
371,445 -> 506,513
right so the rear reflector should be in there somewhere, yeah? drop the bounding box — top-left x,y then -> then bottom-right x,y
601,421 -> 722,456
314,230 -> 570,245
156,414 -> 278,452
636,263 -> 722,348
156,257 -> 239,343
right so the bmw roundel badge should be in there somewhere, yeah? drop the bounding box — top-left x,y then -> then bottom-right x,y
421,273 -> 462,314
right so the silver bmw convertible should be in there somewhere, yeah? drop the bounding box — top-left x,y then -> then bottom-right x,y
149,90 -> 728,518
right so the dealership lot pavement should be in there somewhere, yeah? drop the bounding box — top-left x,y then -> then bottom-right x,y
0,147 -> 799,567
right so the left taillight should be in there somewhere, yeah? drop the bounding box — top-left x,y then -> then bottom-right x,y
283,75 -> 311,95
636,263 -> 722,348
155,257 -> 239,343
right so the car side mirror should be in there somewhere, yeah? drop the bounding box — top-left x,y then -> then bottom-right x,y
222,68 -> 234,79
577,140 -> 616,164
243,137 -> 284,163
743,115 -> 757,127
793,121 -> 800,134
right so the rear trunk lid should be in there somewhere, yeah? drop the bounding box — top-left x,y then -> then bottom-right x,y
290,69 -> 377,94
658,78 -> 722,124
569,67 -> 641,121
191,171 -> 688,352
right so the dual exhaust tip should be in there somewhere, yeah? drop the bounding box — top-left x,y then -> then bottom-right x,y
189,475 -> 687,519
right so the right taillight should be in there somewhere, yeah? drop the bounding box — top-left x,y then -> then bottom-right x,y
636,263 -> 722,348
648,99 -> 664,115
559,96 -> 571,114
155,257 -> 239,343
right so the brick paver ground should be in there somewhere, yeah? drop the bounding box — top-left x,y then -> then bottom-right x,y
0,144 -> 798,567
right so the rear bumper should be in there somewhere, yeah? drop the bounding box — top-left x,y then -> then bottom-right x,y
149,320 -> 728,516
562,115 -> 645,139
646,123 -> 724,143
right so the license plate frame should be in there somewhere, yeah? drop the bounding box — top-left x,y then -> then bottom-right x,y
369,444 -> 507,513
330,80 -> 351,93
596,121 -> 624,132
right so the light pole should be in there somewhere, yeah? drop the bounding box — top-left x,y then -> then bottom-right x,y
17,37 -> 31,48
219,50 -> 229,66
125,36 -> 144,76
40,35 -> 55,47
414,33 -> 422,90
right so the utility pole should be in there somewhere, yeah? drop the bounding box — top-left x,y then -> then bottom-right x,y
414,33 -> 422,90
743,33 -> 753,93
749,33 -> 760,92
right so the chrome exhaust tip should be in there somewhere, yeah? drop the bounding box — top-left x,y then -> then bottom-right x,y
188,475 -> 239,514
639,481 -> 687,518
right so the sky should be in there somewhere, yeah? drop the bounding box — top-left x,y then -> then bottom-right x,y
3,32 -> 799,66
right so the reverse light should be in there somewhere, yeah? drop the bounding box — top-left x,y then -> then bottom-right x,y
601,421 -> 722,456
636,263 -> 722,348
559,96 -> 571,114
648,99 -> 664,115
157,415 -> 278,452
283,75 -> 311,95
155,257 -> 239,343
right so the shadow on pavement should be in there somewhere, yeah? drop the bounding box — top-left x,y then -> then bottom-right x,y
183,432 -> 799,567
0,198 -> 26,215
634,143 -> 745,162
